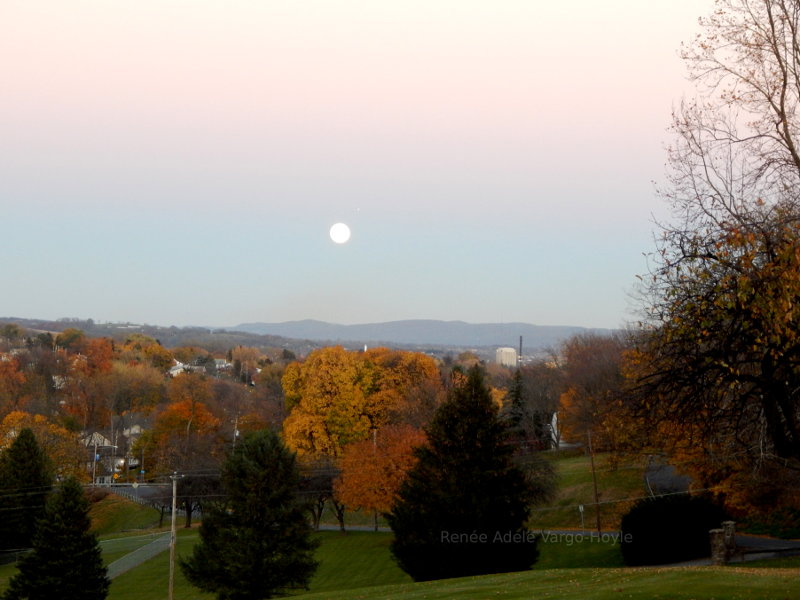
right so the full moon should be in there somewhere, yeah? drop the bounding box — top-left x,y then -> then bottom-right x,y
329,222 -> 351,244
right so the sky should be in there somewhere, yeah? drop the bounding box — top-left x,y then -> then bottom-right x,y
1,1 -> 716,330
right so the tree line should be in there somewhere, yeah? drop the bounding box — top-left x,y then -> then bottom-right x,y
1,309 -> 795,531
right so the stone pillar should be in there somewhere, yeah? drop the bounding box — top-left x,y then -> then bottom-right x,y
722,520 -> 736,560
710,529 -> 727,565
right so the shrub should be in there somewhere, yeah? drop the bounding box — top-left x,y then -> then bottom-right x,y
84,487 -> 111,503
741,506 -> 800,540
620,494 -> 727,566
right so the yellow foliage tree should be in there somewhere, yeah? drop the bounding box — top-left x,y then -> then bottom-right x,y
282,347 -> 442,458
282,347 -> 369,457
119,334 -> 174,370
0,411 -> 87,480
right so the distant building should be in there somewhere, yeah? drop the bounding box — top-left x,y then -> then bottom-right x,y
495,347 -> 518,368
214,358 -> 232,370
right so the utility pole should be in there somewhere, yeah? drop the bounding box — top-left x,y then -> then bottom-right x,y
587,431 -> 601,534
168,472 -> 183,600
92,440 -> 98,486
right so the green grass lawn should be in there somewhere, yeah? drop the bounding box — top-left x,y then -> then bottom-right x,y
731,555 -> 800,568
534,532 -> 624,569
3,525 -> 797,600
0,562 -> 16,594
308,531 -> 411,591
293,565 -> 800,600
103,531 -> 633,599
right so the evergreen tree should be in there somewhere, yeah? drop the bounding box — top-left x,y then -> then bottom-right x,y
181,429 -> 319,600
502,367 -> 560,452
504,369 -> 526,431
2,477 -> 109,600
387,365 -> 543,581
0,428 -> 53,552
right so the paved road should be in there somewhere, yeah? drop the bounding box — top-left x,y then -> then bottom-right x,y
619,533 -> 800,567
731,534 -> 800,561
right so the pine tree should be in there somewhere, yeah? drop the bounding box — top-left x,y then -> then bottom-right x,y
181,429 -> 319,600
2,477 -> 109,600
504,368 -> 526,430
387,365 -> 542,581
0,428 -> 53,552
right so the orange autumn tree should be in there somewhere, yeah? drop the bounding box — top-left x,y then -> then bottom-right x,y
0,411 -> 86,480
623,343 -> 795,519
557,333 -> 629,453
59,338 -> 115,430
0,357 -> 27,417
136,373 -> 222,476
334,425 -> 426,516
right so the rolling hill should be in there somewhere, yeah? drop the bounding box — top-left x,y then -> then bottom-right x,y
231,319 -> 611,351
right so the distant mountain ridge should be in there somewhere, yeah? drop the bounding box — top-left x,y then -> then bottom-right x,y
231,319 -> 611,351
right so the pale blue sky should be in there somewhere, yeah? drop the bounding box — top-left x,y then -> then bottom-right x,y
1,1 -> 714,329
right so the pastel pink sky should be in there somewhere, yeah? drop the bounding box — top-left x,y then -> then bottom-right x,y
1,1 -> 715,329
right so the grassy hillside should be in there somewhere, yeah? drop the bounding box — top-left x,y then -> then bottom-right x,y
309,531 -> 411,591
88,492 -> 162,535
105,530 -> 410,600
529,452 -> 647,531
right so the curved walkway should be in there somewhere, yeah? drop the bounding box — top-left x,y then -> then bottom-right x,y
106,532 -> 170,579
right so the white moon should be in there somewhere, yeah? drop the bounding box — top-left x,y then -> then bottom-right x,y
329,222 -> 351,244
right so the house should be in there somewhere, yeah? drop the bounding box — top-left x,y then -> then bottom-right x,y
82,432 -> 118,484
